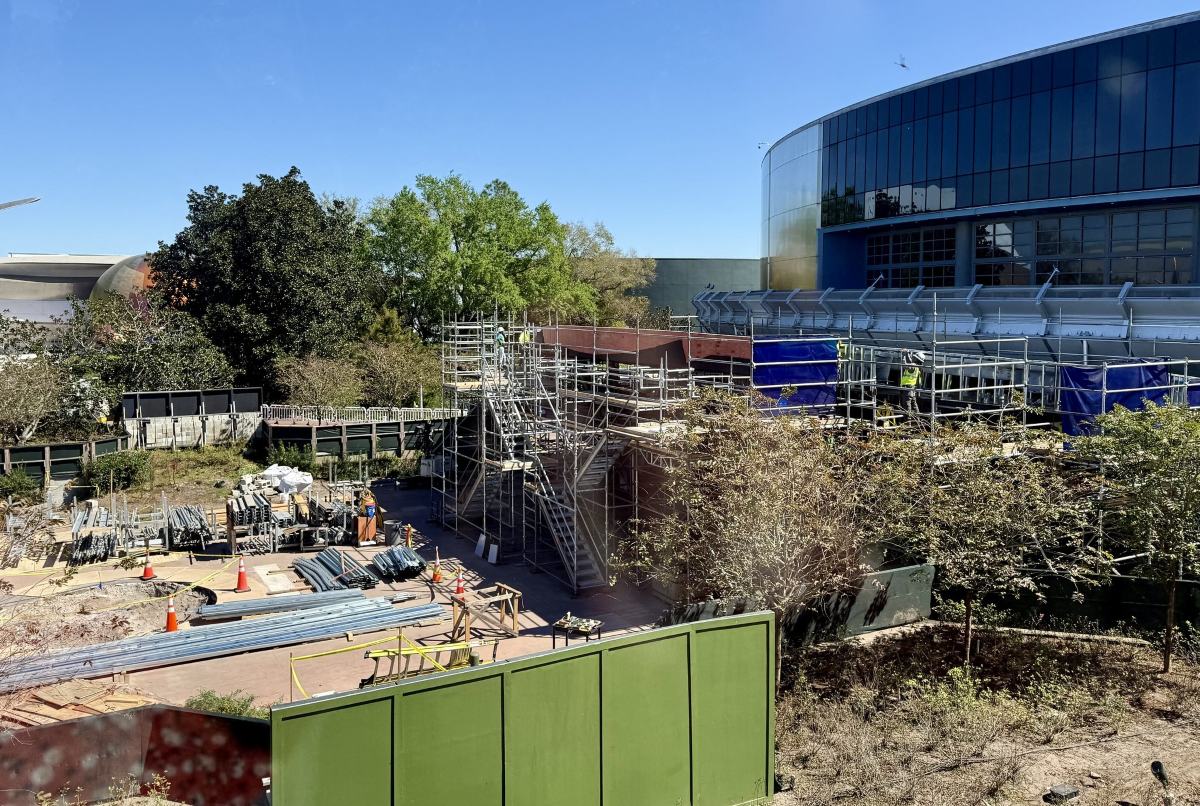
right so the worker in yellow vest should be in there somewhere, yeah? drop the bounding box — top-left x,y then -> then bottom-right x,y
900,350 -> 924,411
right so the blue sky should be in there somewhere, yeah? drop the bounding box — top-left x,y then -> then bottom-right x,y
1,0 -> 1197,259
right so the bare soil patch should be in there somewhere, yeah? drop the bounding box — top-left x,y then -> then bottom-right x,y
774,624 -> 1200,804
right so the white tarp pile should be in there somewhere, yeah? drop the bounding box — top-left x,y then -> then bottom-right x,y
241,464 -> 314,496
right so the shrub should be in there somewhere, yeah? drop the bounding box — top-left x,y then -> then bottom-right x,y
0,468 -> 40,502
266,442 -> 318,474
184,689 -> 269,719
333,451 -> 421,481
85,450 -> 151,493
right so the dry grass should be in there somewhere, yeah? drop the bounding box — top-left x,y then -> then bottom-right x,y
774,625 -> 1200,805
121,445 -> 261,509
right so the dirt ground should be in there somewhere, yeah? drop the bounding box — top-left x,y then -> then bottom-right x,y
0,579 -> 208,652
774,624 -> 1200,805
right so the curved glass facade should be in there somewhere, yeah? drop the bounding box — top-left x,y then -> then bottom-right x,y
763,13 -> 1200,291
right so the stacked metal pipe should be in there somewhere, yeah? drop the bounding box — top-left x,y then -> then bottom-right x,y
0,598 -> 445,693
195,589 -> 362,620
293,548 -> 377,592
370,546 -> 426,580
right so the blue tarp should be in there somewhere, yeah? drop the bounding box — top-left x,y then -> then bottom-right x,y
751,338 -> 839,411
1059,361 -> 1170,435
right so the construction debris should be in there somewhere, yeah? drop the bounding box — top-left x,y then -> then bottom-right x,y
292,548 -> 378,592
0,680 -> 157,727
0,598 -> 446,692
370,545 -> 426,580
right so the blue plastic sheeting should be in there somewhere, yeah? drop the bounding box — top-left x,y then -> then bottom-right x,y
751,338 -> 838,411
1059,362 -> 1169,435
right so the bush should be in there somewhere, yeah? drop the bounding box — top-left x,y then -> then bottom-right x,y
184,689 -> 269,719
266,442 -> 319,474
85,450 -> 151,493
332,451 -> 421,481
0,468 -> 40,502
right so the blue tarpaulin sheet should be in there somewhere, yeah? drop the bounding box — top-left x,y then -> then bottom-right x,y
1059,361 -> 1169,435
752,338 -> 838,411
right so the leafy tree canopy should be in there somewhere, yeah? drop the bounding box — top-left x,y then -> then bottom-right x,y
564,222 -> 656,326
366,174 -> 596,336
151,167 -> 378,393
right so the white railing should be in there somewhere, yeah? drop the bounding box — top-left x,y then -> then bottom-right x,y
260,405 -> 465,424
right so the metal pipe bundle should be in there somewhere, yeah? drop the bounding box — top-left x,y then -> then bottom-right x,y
195,589 -> 362,621
0,599 -> 445,692
293,548 -> 377,592
370,546 -> 426,580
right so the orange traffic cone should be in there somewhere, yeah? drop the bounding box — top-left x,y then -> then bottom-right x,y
234,555 -> 251,593
431,548 -> 443,584
141,552 -> 156,581
165,597 -> 178,632
453,569 -> 464,596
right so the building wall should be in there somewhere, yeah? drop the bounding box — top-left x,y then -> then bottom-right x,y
643,257 -> 764,315
762,12 -> 1200,291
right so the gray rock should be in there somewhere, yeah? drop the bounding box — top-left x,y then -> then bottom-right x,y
1044,784 -> 1080,803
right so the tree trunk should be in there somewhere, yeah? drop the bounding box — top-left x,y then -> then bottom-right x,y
773,609 -> 784,694
963,595 -> 974,666
1163,576 -> 1177,674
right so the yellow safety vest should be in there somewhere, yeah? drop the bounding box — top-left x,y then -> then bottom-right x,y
900,367 -> 920,388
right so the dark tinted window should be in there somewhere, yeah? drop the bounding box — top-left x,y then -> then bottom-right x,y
1144,148 -> 1171,188
975,69 -> 993,104
1011,59 -> 1032,95
1051,86 -> 1073,162
1123,33 -> 1148,74
1150,27 -> 1175,69
914,87 -> 928,120
1071,158 -> 1094,195
1146,67 -> 1174,150
993,64 -> 1012,100
1009,166 -> 1029,201
1178,21 -> 1200,64
1072,82 -> 1096,158
957,107 -> 973,175
1118,151 -> 1144,190
1075,44 -> 1098,83
992,100 -> 1010,170
1032,54 -> 1053,92
1120,72 -> 1146,152
1172,145 -> 1199,185
1010,94 -> 1030,167
901,91 -> 915,123
1050,160 -> 1071,197
1029,163 -> 1049,198
1030,91 -> 1051,164
913,118 -> 927,182
943,78 -> 958,112
926,115 -> 942,179
1098,38 -> 1123,78
974,104 -> 992,172
1174,63 -> 1200,145
1094,154 -> 1118,192
928,82 -> 943,115
1053,50 -> 1074,87
942,113 -> 957,176
1096,77 -> 1121,155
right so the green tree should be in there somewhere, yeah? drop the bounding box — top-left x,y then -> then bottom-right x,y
564,222 -> 656,326
915,423 -> 1106,664
54,291 -> 233,394
151,168 -> 378,393
0,313 -> 67,446
275,354 -> 364,408
356,336 -> 441,408
366,174 -> 595,336
1074,402 -> 1200,672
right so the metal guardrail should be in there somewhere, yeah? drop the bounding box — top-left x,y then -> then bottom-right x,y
261,405 -> 465,423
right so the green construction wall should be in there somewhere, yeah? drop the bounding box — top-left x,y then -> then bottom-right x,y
270,612 -> 775,806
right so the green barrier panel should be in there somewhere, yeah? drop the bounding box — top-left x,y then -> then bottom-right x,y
271,611 -> 774,806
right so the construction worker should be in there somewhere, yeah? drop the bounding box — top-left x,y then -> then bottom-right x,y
900,350 -> 924,411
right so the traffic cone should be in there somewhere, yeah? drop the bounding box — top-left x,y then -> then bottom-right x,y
165,597 -> 178,632
431,548 -> 443,584
453,569 -> 464,596
141,553 -> 156,581
234,555 -> 251,593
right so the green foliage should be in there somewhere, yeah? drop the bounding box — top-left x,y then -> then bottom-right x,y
564,221 -> 655,326
184,689 -> 269,719
366,174 -> 595,336
355,335 -> 441,408
275,354 -> 364,407
267,442 -> 319,474
332,451 -> 421,481
152,168 -> 379,394
86,450 -> 151,493
53,291 -> 233,396
0,468 -> 40,502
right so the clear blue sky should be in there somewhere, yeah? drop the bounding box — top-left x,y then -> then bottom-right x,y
1,0 -> 1197,259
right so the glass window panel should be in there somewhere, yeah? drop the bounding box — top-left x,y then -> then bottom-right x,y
900,124 -> 914,185
1174,63 -> 1200,146
1094,154 -> 1118,192
899,184 -> 913,214
864,132 -> 877,191
926,182 -> 941,212
1032,55 -> 1053,92
888,125 -> 902,187
912,185 -> 926,214
913,118 -> 928,182
1098,38 -> 1123,79
926,114 -> 942,179
1146,67 -> 1174,150
889,95 -> 902,126
943,78 -> 958,112
878,98 -> 891,128
941,113 -> 957,178
915,86 -> 928,120
1082,258 -> 1108,283
1120,72 -> 1146,153
1149,27 -> 1174,70
993,65 -> 1012,101
1010,94 -> 1030,168
973,172 -> 989,205
1011,59 -> 1032,96
1178,21 -> 1200,64
1075,44 -> 1098,83
855,136 -> 868,194
1053,50 -> 1074,88
1072,82 -> 1096,158
1166,222 -> 1193,252
1111,256 -> 1137,281
958,74 -> 975,108
1009,166 -> 1029,202
991,100 -> 1010,170
929,83 -> 943,116
991,170 -> 1009,204
1096,76 -> 1121,156
1138,256 -> 1166,284
1030,91 -> 1051,164
1122,33 -> 1148,74
876,128 -> 889,190
1144,148 -> 1171,189
979,70 -> 996,104
1118,151 -> 1144,191
856,106 -> 867,137
1035,261 -> 1058,283
1029,163 -> 1050,199
1072,158 -> 1094,195
1049,160 -> 1071,197
1059,259 -> 1084,284
957,108 -> 974,175
941,182 -> 956,210
974,104 -> 992,172
901,91 -> 915,123
956,174 -> 973,207
1051,86 -> 1073,162
866,102 -> 878,132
